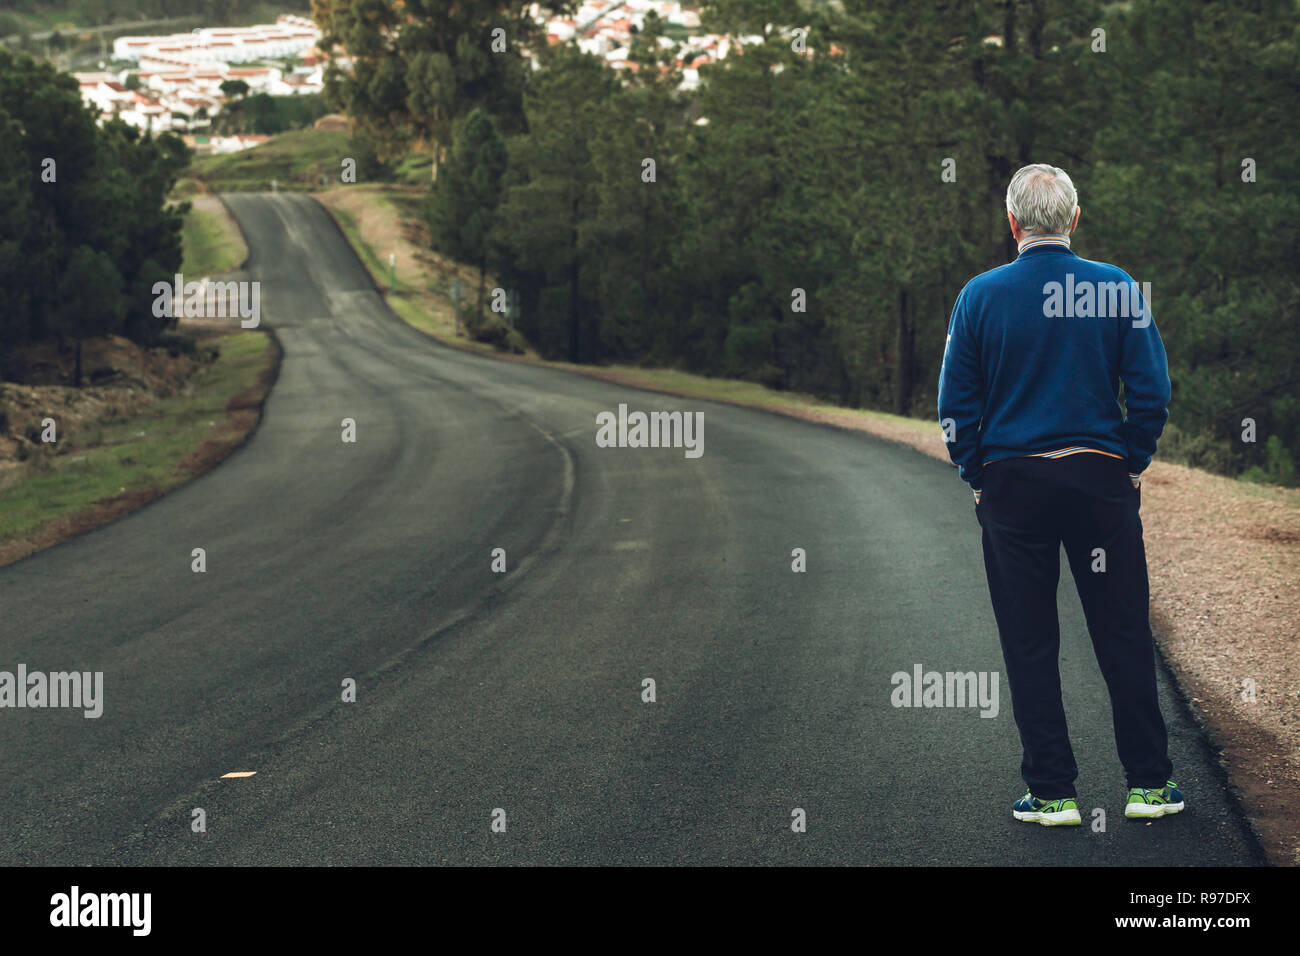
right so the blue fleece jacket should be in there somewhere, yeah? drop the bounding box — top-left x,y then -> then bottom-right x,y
937,240 -> 1171,490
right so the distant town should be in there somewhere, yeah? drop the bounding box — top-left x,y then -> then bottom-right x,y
71,2 -> 756,155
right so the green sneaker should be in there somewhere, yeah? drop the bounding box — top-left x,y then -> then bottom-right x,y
1012,790 -> 1082,826
1125,781 -> 1185,819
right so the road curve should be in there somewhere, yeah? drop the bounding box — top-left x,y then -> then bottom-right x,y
0,193 -> 1262,865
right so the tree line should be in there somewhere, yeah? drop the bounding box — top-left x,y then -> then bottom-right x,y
281,1 -> 1300,483
0,50 -> 190,385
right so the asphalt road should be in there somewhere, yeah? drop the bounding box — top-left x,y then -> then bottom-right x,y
0,193 -> 1263,865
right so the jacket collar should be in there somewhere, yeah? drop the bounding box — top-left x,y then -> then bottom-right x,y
1017,233 -> 1073,254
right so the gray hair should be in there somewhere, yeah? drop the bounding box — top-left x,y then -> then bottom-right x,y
1005,164 -> 1078,235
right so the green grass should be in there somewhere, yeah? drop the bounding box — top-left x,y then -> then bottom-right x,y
180,199 -> 247,276
0,331 -> 273,545
191,129 -> 350,193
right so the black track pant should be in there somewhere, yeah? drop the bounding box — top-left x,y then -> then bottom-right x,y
977,453 -> 1172,799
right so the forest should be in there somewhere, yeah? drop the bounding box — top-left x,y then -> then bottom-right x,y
320,0 -> 1297,482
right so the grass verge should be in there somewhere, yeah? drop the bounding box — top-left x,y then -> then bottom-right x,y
179,192 -> 248,276
0,329 -> 279,568
190,128 -> 349,193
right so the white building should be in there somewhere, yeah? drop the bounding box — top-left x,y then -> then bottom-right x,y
82,15 -> 325,131
76,74 -> 132,115
113,15 -> 319,66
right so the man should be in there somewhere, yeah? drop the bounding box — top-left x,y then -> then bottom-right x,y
938,163 -> 1182,826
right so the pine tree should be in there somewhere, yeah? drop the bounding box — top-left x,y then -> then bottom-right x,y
493,47 -> 616,360
427,108 -> 508,318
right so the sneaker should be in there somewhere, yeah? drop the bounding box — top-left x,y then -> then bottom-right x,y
1012,790 -> 1082,826
1125,781 -> 1185,819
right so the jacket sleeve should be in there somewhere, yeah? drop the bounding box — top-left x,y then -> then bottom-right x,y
1117,280 -> 1171,474
938,286 -> 985,489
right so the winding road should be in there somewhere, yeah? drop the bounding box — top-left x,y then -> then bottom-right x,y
0,193 -> 1262,865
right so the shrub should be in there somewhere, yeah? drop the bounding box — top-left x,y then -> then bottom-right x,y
465,309 -> 512,350
1241,435 -> 1298,488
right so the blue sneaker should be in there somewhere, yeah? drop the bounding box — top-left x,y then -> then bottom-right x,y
1125,781 -> 1185,819
1012,790 -> 1082,826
